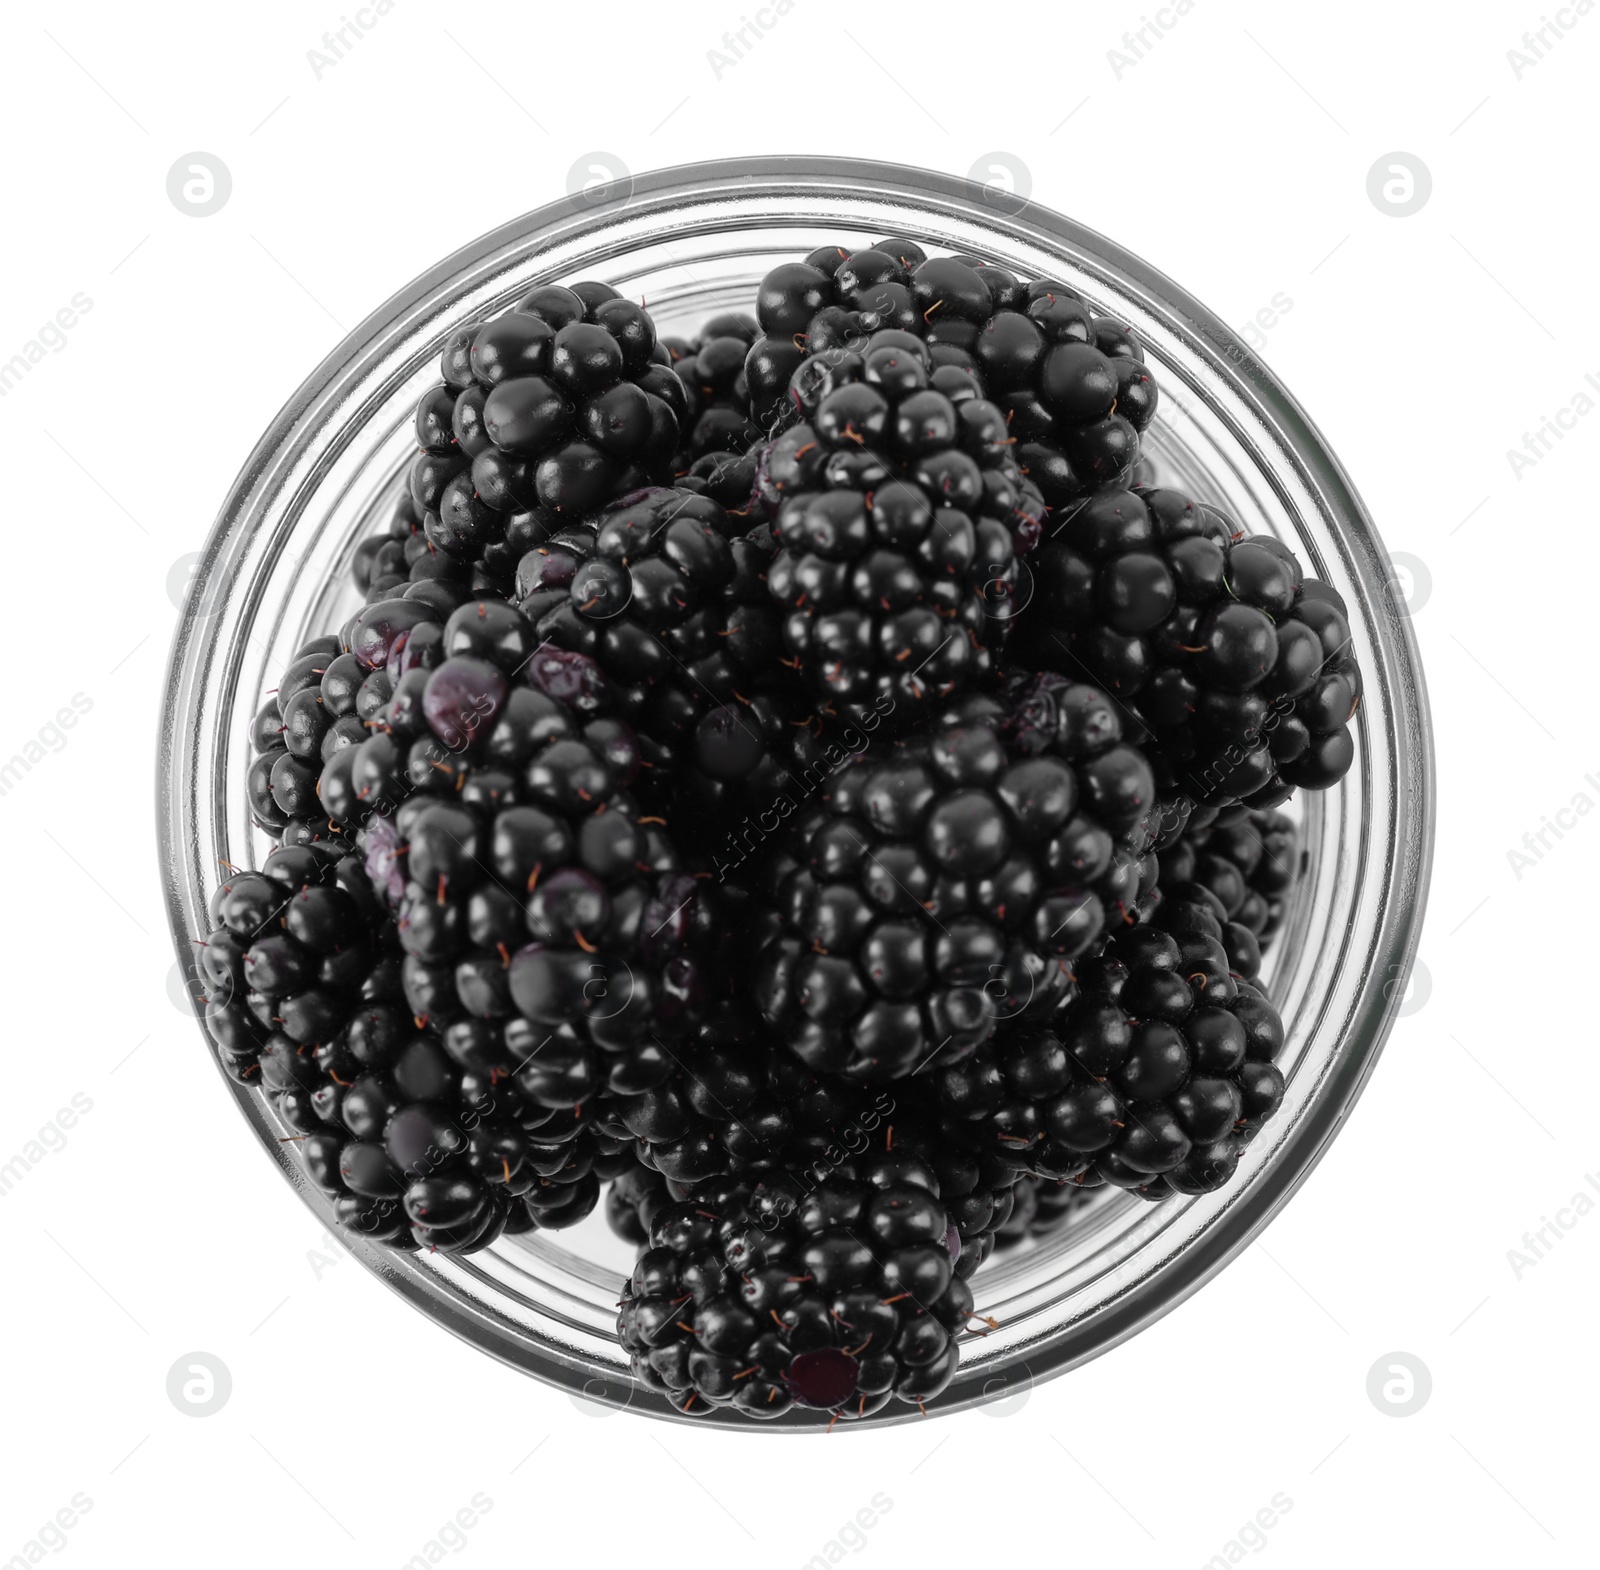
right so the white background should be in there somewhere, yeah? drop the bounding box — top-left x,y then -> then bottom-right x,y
1,1 -> 1593,1566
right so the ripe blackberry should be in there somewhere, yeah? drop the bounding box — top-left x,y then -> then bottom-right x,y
665,313 -> 763,463
244,634 -> 368,846
618,1163 -> 987,1420
930,925 -> 1287,1196
995,1174 -> 1087,1248
352,491 -> 488,612
1165,804 -> 1300,944
408,283 -> 684,590
1154,806 -> 1301,983
759,329 -> 1043,721
605,1160 -> 673,1247
1014,485 -> 1361,815
745,240 -> 1156,504
509,485 -> 799,799
333,596 -> 719,1097
293,994 -> 636,1252
868,1097 -> 1020,1277
753,679 -> 1159,1082
199,842 -> 388,1088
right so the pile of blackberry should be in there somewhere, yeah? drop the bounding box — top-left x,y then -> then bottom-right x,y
194,245 -> 1354,1423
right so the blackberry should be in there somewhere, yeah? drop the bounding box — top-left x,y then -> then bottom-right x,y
605,1160 -> 673,1247
1165,804 -> 1301,944
759,329 -> 1044,721
931,925 -> 1287,1196
995,1174 -> 1087,1248
509,485 -> 798,800
975,278 -> 1157,506
753,678 -> 1159,1082
870,1096 -> 1020,1276
244,634 -> 366,846
665,313 -> 763,463
745,240 -> 1156,504
1150,805 -> 1302,984
408,283 -> 684,590
618,1163 -> 987,1420
199,842 -> 388,1089
1014,484 -> 1360,815
336,596 -> 720,1098
294,994 -> 634,1252
352,491 -> 486,612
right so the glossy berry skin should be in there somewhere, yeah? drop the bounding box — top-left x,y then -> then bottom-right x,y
1014,485 -> 1361,819
744,242 -> 1155,507
618,1162 -> 982,1421
406,285 -> 682,594
931,925 -> 1287,1196
753,679 -> 1159,1081
758,330 -> 1042,722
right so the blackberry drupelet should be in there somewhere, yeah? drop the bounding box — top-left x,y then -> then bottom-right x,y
1014,484 -> 1361,816
408,283 -> 684,592
753,678 -> 1159,1082
760,328 -> 1043,721
745,239 -> 1156,505
931,924 -> 1287,1197
665,312 -> 763,464
618,1162 -> 986,1420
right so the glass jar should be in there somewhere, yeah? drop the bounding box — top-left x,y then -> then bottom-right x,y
157,156 -> 1434,1428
